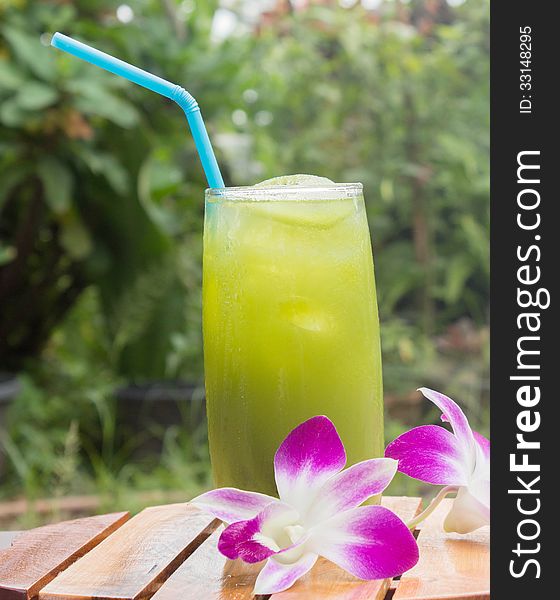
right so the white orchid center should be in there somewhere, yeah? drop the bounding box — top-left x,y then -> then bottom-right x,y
256,504 -> 308,563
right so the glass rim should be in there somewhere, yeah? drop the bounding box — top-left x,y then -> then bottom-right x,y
205,182 -> 363,202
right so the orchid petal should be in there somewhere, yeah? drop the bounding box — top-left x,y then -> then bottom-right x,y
419,387 -> 476,465
474,431 -> 490,462
385,425 -> 469,485
310,506 -> 419,580
307,458 -> 398,525
471,434 -> 490,497
469,476 -> 490,511
254,553 -> 318,595
274,415 -> 346,512
218,502 -> 299,563
218,520 -> 276,563
191,487 -> 277,524
444,486 -> 490,534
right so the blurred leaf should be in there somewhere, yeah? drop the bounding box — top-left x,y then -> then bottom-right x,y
110,260 -> 174,354
0,96 -> 27,126
439,256 -> 472,304
460,215 -> 490,276
2,26 -> 55,80
0,163 -> 31,212
16,81 -> 58,110
0,243 -> 16,266
138,151 -> 184,235
37,157 -> 73,214
0,59 -> 25,91
79,148 -> 129,195
71,82 -> 140,128
60,213 -> 92,260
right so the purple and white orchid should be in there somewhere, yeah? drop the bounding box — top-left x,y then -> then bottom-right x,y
385,387 -> 490,534
193,416 -> 419,595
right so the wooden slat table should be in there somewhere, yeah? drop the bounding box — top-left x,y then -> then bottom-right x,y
0,497 -> 489,600
394,500 -> 490,600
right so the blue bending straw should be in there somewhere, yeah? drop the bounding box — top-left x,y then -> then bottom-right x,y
51,32 -> 224,189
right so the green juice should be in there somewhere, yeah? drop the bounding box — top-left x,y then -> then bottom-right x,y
203,183 -> 383,495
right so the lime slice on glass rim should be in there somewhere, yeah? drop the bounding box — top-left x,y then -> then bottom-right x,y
254,174 -> 335,188
249,174 -> 353,229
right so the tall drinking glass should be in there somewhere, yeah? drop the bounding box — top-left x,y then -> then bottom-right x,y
203,183 -> 383,496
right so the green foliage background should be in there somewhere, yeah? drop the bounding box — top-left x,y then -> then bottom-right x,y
0,0 -> 489,519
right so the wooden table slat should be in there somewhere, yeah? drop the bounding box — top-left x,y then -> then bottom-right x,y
392,499 -> 490,600
0,497 -> 490,600
151,525 -> 263,600
38,503 -> 218,600
151,495 -> 422,600
0,512 -> 129,600
0,533 -> 21,552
